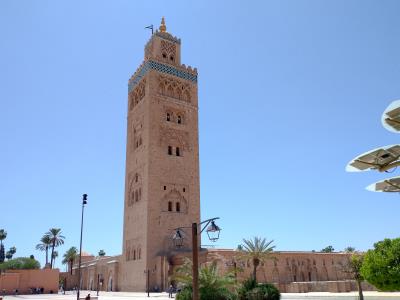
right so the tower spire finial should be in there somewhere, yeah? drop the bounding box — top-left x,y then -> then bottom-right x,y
159,16 -> 167,32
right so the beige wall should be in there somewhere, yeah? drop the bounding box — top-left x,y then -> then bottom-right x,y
0,269 -> 59,295
68,256 -> 120,291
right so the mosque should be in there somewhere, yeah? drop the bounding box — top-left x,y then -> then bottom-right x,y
61,18 -> 368,293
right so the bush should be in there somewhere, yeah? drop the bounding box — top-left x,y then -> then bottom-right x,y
176,285 -> 193,300
238,279 -> 280,300
249,284 -> 280,300
361,238 -> 400,291
0,257 -> 40,270
174,260 -> 237,300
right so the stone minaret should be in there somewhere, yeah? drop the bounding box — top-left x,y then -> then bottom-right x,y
120,18 -> 200,291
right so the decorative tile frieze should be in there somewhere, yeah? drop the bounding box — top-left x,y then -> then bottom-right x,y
128,60 -> 197,92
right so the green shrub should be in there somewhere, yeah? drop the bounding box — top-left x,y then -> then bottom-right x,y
0,257 -> 40,270
238,279 -> 280,300
174,259 -> 237,300
361,238 -> 400,291
176,285 -> 193,300
251,283 -> 280,300
238,278 -> 257,300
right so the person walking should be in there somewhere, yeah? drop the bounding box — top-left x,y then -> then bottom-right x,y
168,284 -> 173,298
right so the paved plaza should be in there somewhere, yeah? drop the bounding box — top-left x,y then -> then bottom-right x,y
1,291 -> 400,300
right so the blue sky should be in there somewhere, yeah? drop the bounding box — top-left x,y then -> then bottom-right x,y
1,0 -> 400,270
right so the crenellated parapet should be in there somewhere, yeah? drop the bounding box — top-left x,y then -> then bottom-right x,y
154,30 -> 181,44
128,59 -> 197,93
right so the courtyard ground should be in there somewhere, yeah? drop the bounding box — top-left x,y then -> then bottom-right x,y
1,291 -> 400,300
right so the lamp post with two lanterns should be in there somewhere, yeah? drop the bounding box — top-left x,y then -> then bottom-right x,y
172,217 -> 221,300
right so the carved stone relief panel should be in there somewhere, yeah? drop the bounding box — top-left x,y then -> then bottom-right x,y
158,75 -> 191,102
159,127 -> 190,152
160,189 -> 188,214
160,40 -> 177,63
129,78 -> 146,111
125,238 -> 142,261
127,170 -> 143,207
164,105 -> 186,125
130,118 -> 144,152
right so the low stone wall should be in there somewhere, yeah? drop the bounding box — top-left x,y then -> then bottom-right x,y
279,280 -> 375,293
0,269 -> 59,295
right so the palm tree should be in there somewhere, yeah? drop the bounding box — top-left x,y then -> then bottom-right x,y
321,245 -> 335,253
5,251 -> 12,260
344,246 -> 355,253
36,235 -> 52,266
0,229 -> 6,247
0,229 -> 7,263
238,237 -> 276,282
173,258 -> 236,300
52,251 -> 58,267
45,228 -> 65,269
62,247 -> 78,274
98,249 -> 106,257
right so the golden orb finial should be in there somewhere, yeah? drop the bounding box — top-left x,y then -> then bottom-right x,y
159,16 -> 167,32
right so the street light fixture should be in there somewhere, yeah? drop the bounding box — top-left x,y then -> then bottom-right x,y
77,194 -> 87,300
172,229 -> 184,248
206,220 -> 221,242
172,217 -> 221,300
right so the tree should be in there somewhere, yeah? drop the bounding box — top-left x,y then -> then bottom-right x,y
0,245 -> 4,264
45,228 -> 65,269
5,246 -> 16,260
36,235 -> 52,266
361,238 -> 400,291
98,249 -> 106,257
344,246 -> 355,253
0,229 -> 7,263
62,247 -> 78,275
0,257 -> 40,271
238,278 -> 280,300
341,252 -> 364,300
5,251 -> 12,260
238,237 -> 276,282
321,245 -> 335,253
174,258 -> 236,300
52,251 -> 58,267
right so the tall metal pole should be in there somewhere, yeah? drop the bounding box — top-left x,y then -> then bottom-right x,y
97,274 -> 100,296
77,194 -> 87,300
192,223 -> 199,300
147,270 -> 150,297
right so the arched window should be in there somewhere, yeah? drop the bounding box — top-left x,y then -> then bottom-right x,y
133,250 -> 136,260
167,113 -> 170,121
135,173 -> 138,183
177,115 -> 182,124
176,147 -> 180,156
138,188 -> 141,201
138,248 -> 141,259
170,55 -> 174,62
176,202 -> 180,212
135,190 -> 138,202
168,146 -> 172,155
168,201 -> 172,212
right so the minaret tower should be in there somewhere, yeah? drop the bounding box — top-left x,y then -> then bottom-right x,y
120,18 -> 200,291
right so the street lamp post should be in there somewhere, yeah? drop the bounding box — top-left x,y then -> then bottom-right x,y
143,269 -> 155,297
172,217 -> 221,300
77,194 -> 87,300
